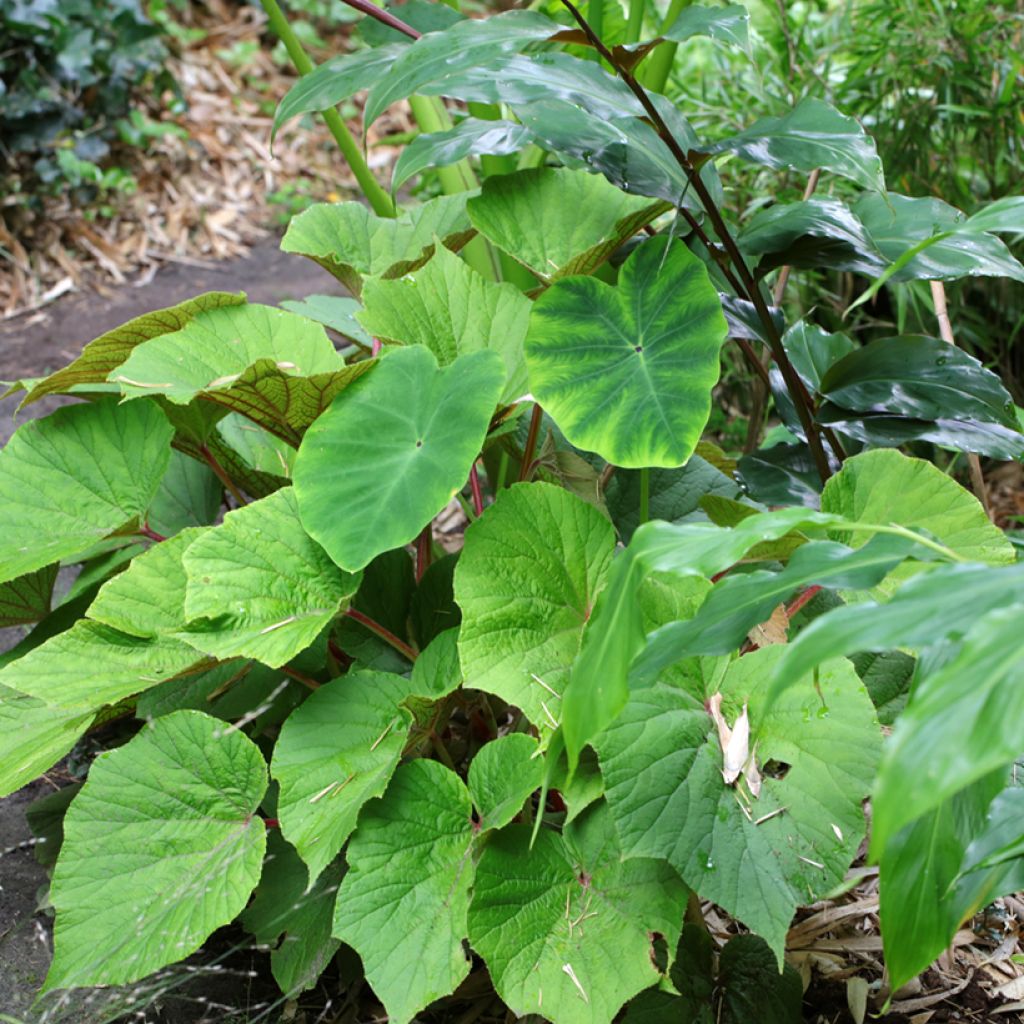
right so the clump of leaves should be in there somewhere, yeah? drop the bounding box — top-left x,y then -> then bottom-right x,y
2,1 -> 1024,1022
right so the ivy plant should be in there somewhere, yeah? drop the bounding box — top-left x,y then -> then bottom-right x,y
3,0 -> 1024,1020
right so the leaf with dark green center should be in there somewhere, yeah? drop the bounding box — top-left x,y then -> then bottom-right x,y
362,10 -> 562,128
525,237 -> 727,469
466,168 -> 669,284
0,564 -> 58,628
281,194 -> 475,295
821,449 -> 1013,566
359,244 -> 531,401
853,192 -> 1024,283
0,686 -> 93,797
0,400 -> 173,585
295,345 -> 505,572
455,482 -> 616,738
393,119 -> 533,190
871,609 -> 1024,856
280,295 -> 373,347
468,733 -> 543,830
272,670 -> 416,882
180,489 -> 361,668
595,648 -> 878,959
333,760 -> 476,1024
468,802 -> 687,1024
272,43 -> 406,140
706,97 -> 884,191
44,710 -> 266,991
12,292 -> 244,408
240,832 -> 343,996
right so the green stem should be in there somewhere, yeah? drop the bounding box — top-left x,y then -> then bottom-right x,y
639,0 -> 693,93
260,0 -> 395,218
638,466 -> 650,524
625,0 -> 645,44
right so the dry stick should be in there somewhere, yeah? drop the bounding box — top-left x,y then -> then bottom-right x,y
929,280 -> 993,519
558,0 -> 835,483
744,168 -> 821,455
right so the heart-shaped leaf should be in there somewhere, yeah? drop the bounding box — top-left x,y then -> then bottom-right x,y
295,345 -> 505,572
525,237 -> 728,468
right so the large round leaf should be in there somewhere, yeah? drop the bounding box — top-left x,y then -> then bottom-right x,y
294,345 -> 505,572
524,237 -> 727,468
44,710 -> 267,990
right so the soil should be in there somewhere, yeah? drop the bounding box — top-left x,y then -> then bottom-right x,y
0,237 -> 343,1023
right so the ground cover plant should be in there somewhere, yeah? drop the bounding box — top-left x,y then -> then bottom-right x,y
2,0 -> 1024,1019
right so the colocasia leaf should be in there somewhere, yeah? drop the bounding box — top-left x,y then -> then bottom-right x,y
0,400 -> 173,585
44,711 -> 267,991
295,345 -> 505,572
333,760 -> 477,1024
525,237 -> 728,469
466,167 -> 670,284
455,482 -> 615,738
179,489 -> 361,667
271,670 -> 417,883
282,194 -> 475,295
596,648 -> 879,959
468,802 -> 687,1024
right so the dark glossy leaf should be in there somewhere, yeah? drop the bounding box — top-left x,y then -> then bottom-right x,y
737,442 -> 822,509
707,98 -> 885,191
718,935 -> 803,1024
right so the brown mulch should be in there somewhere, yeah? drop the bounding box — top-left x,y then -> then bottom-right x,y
0,0 -> 406,318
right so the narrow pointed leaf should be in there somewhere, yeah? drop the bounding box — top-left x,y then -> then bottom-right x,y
455,483 -> 615,737
295,346 -> 505,572
272,671 -> 416,882
180,489 -> 360,667
0,400 -> 173,584
44,711 -> 267,991
525,237 -> 727,468
466,167 -> 670,284
333,760 -> 476,1024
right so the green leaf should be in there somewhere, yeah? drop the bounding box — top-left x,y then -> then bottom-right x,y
0,400 -> 173,585
281,194 -> 475,295
960,787 -> 1024,874
359,243 -> 531,401
12,292 -> 245,408
240,832 -> 343,996
295,346 -> 505,572
468,802 -> 687,1024
871,609 -> 1024,855
562,507 -> 848,766
280,295 -> 374,347
213,412 -> 295,495
410,552 -> 461,649
0,619 -> 204,710
357,0 -> 463,44
595,648 -> 879,958
273,43 -> 406,139
0,563 -> 58,627
147,450 -> 222,537
819,336 -> 1020,432
548,746 -> 605,824
965,195 -> 1024,235
736,442 -> 822,508
362,10 -> 561,127
878,772 -> 1019,991
850,650 -> 914,726
707,98 -> 885,191
466,168 -> 669,284
767,562 -> 1024,705
44,710 -> 266,991
333,760 -> 475,1024
0,685 -> 92,798
393,118 -> 533,190
525,237 -> 727,469
854,193 -> 1024,283
717,935 -> 803,1023
455,482 -> 616,737
468,733 -> 543,830
661,3 -> 750,51
821,449 -> 1013,565
604,458 -> 740,543
180,489 -> 360,667
272,670 -> 416,882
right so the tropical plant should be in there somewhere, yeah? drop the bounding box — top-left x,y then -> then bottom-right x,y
2,0 -> 1024,1021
